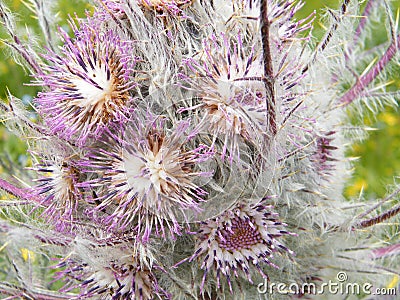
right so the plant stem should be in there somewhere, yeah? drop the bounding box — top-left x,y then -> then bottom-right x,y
353,0 -> 376,46
356,187 -> 400,219
0,178 -> 41,203
260,0 -> 276,136
371,243 -> 400,259
354,203 -> 400,228
340,34 -> 400,105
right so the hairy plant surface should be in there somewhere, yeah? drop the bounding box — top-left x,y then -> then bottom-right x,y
0,0 -> 399,299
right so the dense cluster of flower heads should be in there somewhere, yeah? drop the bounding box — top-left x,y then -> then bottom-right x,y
0,0 -> 400,299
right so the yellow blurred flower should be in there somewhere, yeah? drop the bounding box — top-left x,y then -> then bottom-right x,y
20,248 -> 35,262
380,112 -> 398,127
345,178 -> 368,198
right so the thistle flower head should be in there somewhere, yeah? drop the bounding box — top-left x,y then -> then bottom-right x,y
190,198 -> 295,292
75,262 -> 158,299
35,18 -> 136,144
88,115 -> 213,241
33,155 -> 82,231
181,34 -> 267,161
139,0 -> 193,15
57,240 -> 166,300
100,0 -> 126,17
100,0 -> 193,20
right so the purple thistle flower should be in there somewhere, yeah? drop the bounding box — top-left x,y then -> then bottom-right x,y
138,0 -> 193,15
190,198 -> 295,292
56,242 -> 166,300
180,34 -> 267,161
33,155 -> 82,231
35,18 -> 136,145
101,0 -> 125,14
86,115 -> 213,241
101,0 -> 193,18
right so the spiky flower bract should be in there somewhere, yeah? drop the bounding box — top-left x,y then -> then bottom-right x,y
190,198 -> 295,292
33,153 -> 82,231
56,239 -> 166,300
139,0 -> 193,15
180,33 -> 268,162
35,17 -> 136,145
86,114 -> 213,241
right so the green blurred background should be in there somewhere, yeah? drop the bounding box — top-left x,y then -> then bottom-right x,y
1,0 -> 400,200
